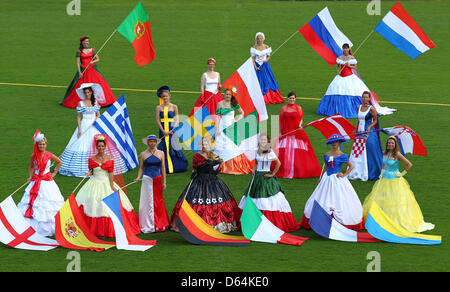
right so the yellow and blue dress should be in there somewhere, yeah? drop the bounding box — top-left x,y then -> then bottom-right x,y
362,158 -> 434,233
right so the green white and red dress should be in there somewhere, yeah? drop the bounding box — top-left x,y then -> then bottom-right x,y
60,49 -> 116,108
238,150 -> 300,232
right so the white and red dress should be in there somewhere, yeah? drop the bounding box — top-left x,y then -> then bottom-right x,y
17,152 -> 65,236
190,72 -> 224,123
274,103 -> 322,178
75,158 -> 140,237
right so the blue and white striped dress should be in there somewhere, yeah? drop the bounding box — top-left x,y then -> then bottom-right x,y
59,101 -> 102,177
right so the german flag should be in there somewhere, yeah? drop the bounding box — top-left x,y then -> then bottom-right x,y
176,200 -> 250,247
55,194 -> 115,252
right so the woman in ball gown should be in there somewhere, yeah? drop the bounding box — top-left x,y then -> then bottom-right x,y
60,36 -> 116,108
299,134 -> 364,231
156,86 -> 188,174
251,32 -> 284,104
274,91 -> 322,178
134,134 -> 170,233
17,130 -> 65,236
189,58 -> 224,123
75,134 -> 140,238
214,86 -> 253,174
348,91 -> 383,181
170,137 -> 241,233
362,136 -> 435,233
238,134 -> 300,232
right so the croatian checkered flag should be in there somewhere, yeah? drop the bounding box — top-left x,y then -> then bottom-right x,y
381,126 -> 427,156
94,95 -> 139,171
348,134 -> 369,181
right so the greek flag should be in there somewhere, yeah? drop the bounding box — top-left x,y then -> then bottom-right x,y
93,95 -> 138,171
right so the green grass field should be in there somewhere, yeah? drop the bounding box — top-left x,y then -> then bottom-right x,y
0,0 -> 449,272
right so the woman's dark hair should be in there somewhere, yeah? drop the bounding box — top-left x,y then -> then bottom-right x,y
342,43 -> 353,55
84,87 -> 96,106
96,139 -> 106,147
79,36 -> 89,52
287,91 -> 297,98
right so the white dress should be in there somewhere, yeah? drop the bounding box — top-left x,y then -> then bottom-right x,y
204,72 -> 220,94
17,158 -> 65,236
59,101 -> 102,177
301,153 -> 363,230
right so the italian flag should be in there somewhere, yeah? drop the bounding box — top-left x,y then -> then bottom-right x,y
240,194 -> 309,246
117,2 -> 155,66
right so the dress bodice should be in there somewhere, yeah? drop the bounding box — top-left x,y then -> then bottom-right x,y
34,159 -> 52,175
324,153 -> 349,175
77,101 -> 100,122
143,155 -> 162,178
280,104 -> 303,134
204,72 -> 220,94
193,153 -> 220,175
159,108 -> 175,130
76,49 -> 96,68
251,47 -> 272,66
336,58 -> 357,77
216,104 -> 241,130
382,158 -> 400,179
356,105 -> 373,132
256,150 -> 277,172
88,159 -> 114,182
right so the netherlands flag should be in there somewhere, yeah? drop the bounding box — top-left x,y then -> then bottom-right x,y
102,191 -> 156,251
299,7 -> 353,66
374,2 -> 435,59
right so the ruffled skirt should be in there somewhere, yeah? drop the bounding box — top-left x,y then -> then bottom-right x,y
238,171 -> 300,232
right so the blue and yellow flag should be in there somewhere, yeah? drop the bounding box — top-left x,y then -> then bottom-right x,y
173,106 -> 216,152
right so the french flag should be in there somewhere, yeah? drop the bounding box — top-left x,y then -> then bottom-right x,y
374,1 -> 435,59
102,191 -> 156,251
309,201 -> 381,243
299,7 -> 353,66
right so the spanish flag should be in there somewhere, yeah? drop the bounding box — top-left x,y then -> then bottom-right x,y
55,194 -> 115,252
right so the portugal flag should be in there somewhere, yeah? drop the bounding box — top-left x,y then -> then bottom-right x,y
117,2 -> 155,66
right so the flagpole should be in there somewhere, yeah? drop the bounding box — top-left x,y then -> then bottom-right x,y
72,176 -> 88,194
8,181 -> 29,198
338,29 -> 375,75
81,29 -> 118,74
271,30 -> 299,57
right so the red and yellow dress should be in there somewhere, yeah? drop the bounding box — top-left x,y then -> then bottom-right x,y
60,49 -> 116,108
274,103 -> 322,178
75,158 -> 140,237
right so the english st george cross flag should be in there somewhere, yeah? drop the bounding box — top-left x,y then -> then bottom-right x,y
0,196 -> 59,251
93,95 -> 139,171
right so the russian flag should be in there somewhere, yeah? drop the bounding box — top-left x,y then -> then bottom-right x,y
299,7 -> 353,66
309,201 -> 382,243
102,191 -> 156,251
374,1 -> 435,59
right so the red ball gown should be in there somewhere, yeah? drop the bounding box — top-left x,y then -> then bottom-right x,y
274,103 -> 322,178
60,49 -> 116,108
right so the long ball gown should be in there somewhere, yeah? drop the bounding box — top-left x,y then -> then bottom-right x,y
348,105 -> 383,181
362,158 -> 435,233
274,103 -> 322,178
215,104 -> 254,174
170,153 -> 241,233
238,150 -> 300,232
157,106 -> 188,174
75,158 -> 140,237
317,58 -> 368,118
251,47 -> 284,104
300,153 -> 364,231
60,49 -> 116,108
17,152 -> 65,236
138,154 -> 170,233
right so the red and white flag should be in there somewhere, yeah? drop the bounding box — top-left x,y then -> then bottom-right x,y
304,114 -> 355,140
0,196 -> 59,251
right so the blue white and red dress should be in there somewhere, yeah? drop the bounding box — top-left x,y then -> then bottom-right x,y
251,47 -> 284,104
317,57 -> 368,118
300,153 -> 364,231
138,154 -> 170,233
348,105 -> 383,181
